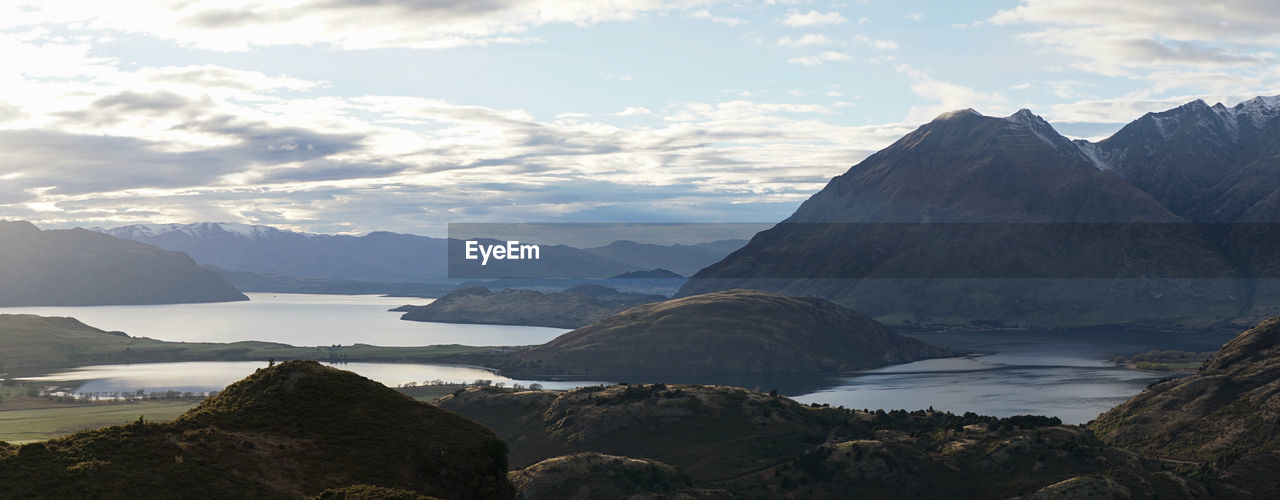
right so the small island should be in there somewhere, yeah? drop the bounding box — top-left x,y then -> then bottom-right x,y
396,284 -> 666,329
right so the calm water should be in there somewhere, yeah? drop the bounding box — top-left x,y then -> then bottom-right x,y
5,294 -> 1240,424
20,361 -> 602,395
790,330 -> 1235,424
0,293 -> 568,346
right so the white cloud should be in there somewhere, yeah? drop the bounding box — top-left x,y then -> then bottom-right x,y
777,34 -> 832,48
854,34 -> 898,51
896,64 -> 1010,122
0,30 -> 922,231
905,13 -> 923,21
781,10 -> 848,27
691,9 -> 745,26
788,51 -> 852,66
612,106 -> 652,116
0,0 -> 730,51
988,0 -> 1280,76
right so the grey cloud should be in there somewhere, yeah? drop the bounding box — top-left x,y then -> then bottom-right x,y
93,91 -> 194,113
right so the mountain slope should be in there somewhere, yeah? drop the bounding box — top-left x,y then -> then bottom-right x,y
678,107 -> 1246,329
1091,316 -> 1280,497
439,384 -> 1207,498
0,221 -> 246,306
1088,96 -> 1280,221
0,360 -> 515,499
500,289 -> 954,377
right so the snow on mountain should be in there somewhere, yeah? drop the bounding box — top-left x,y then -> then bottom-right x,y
102,222 -> 298,241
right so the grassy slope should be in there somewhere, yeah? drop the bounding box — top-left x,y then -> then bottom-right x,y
0,360 -> 516,499
439,384 -> 1207,498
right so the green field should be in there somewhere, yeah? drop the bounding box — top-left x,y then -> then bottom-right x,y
0,399 -> 200,443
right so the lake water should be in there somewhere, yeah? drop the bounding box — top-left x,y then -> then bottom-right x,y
791,330 -> 1235,424
5,294 -> 1240,424
21,361 -> 602,395
0,293 -> 568,346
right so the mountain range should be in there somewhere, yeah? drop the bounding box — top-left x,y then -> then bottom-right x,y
0,221 -> 246,307
681,95 -> 1280,330
99,222 -> 745,286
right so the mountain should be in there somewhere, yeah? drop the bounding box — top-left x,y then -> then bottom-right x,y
101,222 -> 450,282
579,240 -> 747,277
1082,96 -> 1280,221
1091,316 -> 1280,497
679,97 -> 1280,330
438,384 -> 1206,498
101,223 -> 743,285
0,360 -> 515,499
610,268 -> 683,279
397,285 -> 666,329
499,289 -> 954,377
0,221 -> 246,307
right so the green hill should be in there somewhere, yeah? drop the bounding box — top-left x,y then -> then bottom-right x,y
438,383 -> 1206,498
0,360 -> 514,499
500,289 -> 954,377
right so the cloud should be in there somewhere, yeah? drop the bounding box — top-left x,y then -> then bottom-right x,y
0,0 -> 730,51
781,10 -> 848,27
988,0 -> 1280,76
777,34 -> 832,48
896,64 -> 1010,122
690,9 -> 745,26
0,31 -> 919,233
853,34 -> 897,50
787,51 -> 852,66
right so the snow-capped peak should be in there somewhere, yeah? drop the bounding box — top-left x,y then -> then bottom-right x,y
1228,94 -> 1280,128
1002,108 -> 1107,169
104,222 -> 295,240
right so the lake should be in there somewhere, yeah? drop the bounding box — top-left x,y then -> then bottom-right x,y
0,293 -> 568,346
791,330 -> 1234,424
5,294 -> 1239,424
20,361 -> 602,396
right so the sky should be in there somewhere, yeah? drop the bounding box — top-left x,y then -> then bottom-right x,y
1,0 -> 1278,236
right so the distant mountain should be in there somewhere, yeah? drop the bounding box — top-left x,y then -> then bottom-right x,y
610,268 -> 683,279
100,222 -> 449,282
398,285 -> 665,329
1091,316 -> 1280,497
500,289 -> 954,377
681,96 -> 1280,330
579,240 -> 746,277
0,360 -> 514,498
0,221 -> 246,306
102,223 -> 743,285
